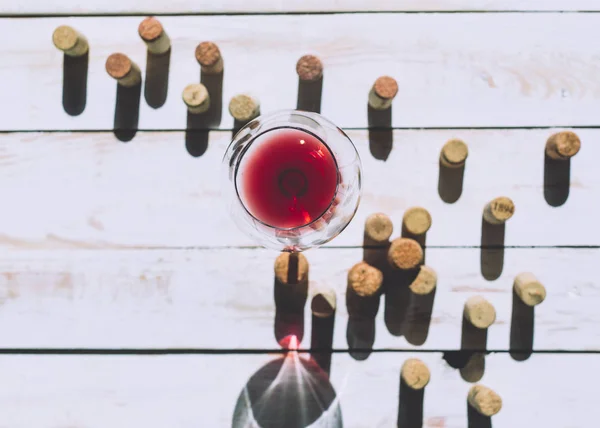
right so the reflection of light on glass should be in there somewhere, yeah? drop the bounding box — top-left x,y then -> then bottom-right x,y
300,139 -> 305,145
302,211 -> 311,224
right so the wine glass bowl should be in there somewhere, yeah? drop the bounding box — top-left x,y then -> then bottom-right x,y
222,110 -> 362,251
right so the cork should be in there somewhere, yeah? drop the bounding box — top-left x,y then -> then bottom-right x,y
468,384 -> 502,417
387,238 -> 423,270
440,139 -> 468,168
229,94 -> 260,123
483,196 -> 515,225
138,17 -> 171,55
464,296 -> 496,329
311,287 -> 337,318
195,41 -> 224,74
105,53 -> 142,87
364,213 -> 393,243
409,265 -> 437,295
52,25 -> 88,57
401,358 -> 430,390
182,83 -> 210,114
296,55 -> 323,82
545,131 -> 581,160
514,272 -> 546,307
274,252 -> 309,285
403,207 -> 432,236
368,76 -> 398,110
346,262 -> 383,318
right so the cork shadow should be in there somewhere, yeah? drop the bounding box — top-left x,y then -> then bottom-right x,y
384,269 -> 416,337
480,219 -> 505,281
403,288 -> 436,346
460,317 -> 488,382
297,77 -> 323,114
510,288 -> 534,361
362,233 -> 390,272
232,354 -> 343,428
62,52 -> 88,116
185,112 -> 209,157
438,159 -> 465,204
468,402 -> 492,428
346,317 -> 375,361
367,105 -> 393,161
113,82 -> 142,142
310,294 -> 335,377
201,70 -> 223,128
397,376 -> 424,428
144,49 -> 170,109
274,253 -> 308,346
544,153 -> 571,207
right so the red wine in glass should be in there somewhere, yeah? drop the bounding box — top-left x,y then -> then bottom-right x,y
237,127 -> 339,229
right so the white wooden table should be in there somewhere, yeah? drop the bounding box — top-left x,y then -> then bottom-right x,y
0,2 -> 598,427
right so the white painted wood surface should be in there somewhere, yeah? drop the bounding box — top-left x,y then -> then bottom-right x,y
3,0 -> 600,14
0,352 -> 596,427
0,247 -> 596,349
0,130 -> 596,248
3,14 -> 600,130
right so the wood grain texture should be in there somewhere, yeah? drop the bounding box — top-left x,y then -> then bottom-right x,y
3,14 -> 600,130
3,0 -> 600,14
0,247 -> 597,350
0,130 -> 596,248
0,352 -> 597,427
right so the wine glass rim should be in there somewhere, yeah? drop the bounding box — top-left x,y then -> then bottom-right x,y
233,124 -> 341,232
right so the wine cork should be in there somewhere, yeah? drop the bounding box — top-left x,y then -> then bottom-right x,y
409,265 -> 437,295
274,252 -> 309,285
387,238 -> 423,270
105,53 -> 142,87
468,384 -> 502,417
440,139 -> 468,168
195,41 -> 224,74
311,287 -> 337,318
514,272 -> 546,307
229,94 -> 260,123
182,83 -> 210,114
545,131 -> 581,160
368,76 -> 398,110
52,25 -> 88,57
464,296 -> 496,329
296,55 -> 323,82
346,262 -> 383,318
403,207 -> 432,236
364,213 -> 393,243
401,358 -> 430,390
138,17 -> 171,55
482,196 -> 515,225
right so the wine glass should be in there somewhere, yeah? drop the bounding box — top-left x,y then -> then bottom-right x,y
222,110 -> 362,252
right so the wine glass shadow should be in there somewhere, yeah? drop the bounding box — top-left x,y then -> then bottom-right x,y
543,153 -> 571,207
367,105 -> 393,161
274,253 -> 308,345
232,351 -> 343,428
62,52 -> 88,116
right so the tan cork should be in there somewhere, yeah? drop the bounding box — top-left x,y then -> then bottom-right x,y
52,25 -> 88,57
364,213 -> 394,243
468,384 -> 502,417
403,207 -> 432,236
229,94 -> 260,122
274,252 -> 309,285
440,139 -> 468,168
348,262 -> 383,298
368,76 -> 398,110
483,196 -> 515,225
296,55 -> 323,81
311,286 -> 337,318
105,53 -> 141,87
138,17 -> 171,55
195,41 -> 224,74
387,238 -> 424,270
514,272 -> 546,307
182,83 -> 210,114
401,358 -> 431,390
545,131 -> 581,160
409,265 -> 437,295
464,296 -> 496,329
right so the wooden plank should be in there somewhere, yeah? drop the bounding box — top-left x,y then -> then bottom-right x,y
0,130 -> 597,248
0,247 -> 597,350
3,0 -> 600,14
0,352 -> 596,427
3,14 -> 600,130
